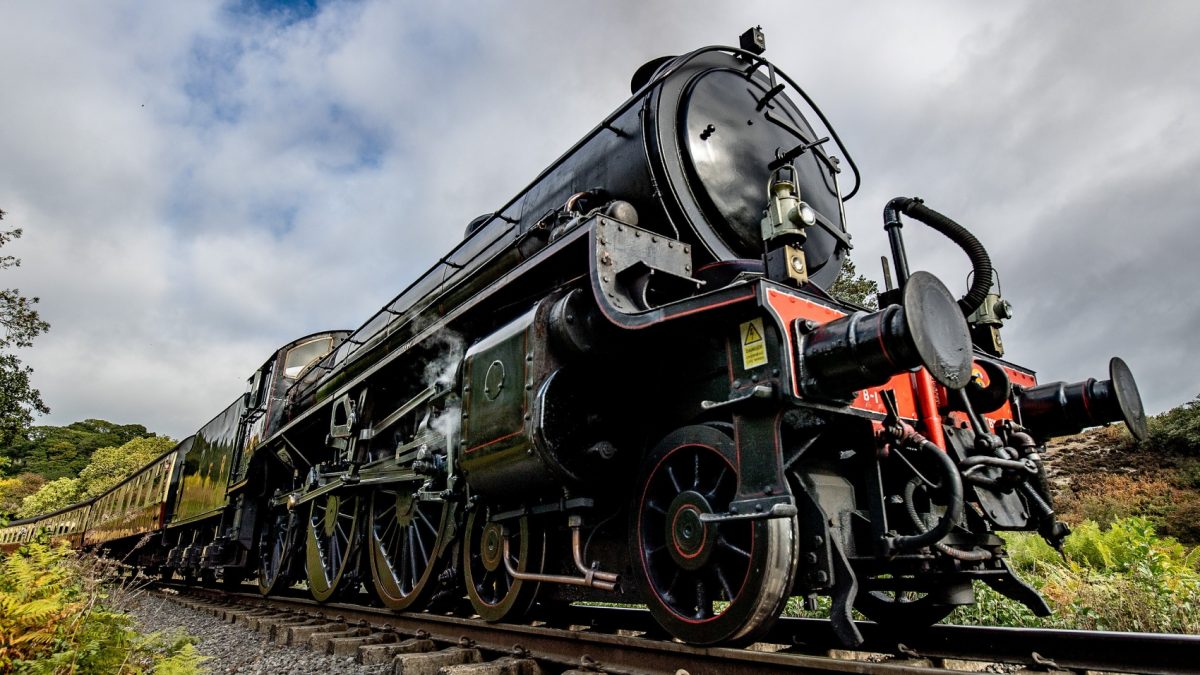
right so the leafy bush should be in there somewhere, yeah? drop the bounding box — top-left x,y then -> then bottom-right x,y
0,473 -> 45,518
77,436 -> 175,500
0,541 -> 205,673
951,517 -> 1200,633
15,478 -> 79,519
1072,394 -> 1200,456
1176,459 -> 1200,490
1146,394 -> 1200,455
1055,473 -> 1200,544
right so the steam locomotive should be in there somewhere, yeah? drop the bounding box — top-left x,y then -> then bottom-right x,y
1,28 -> 1148,647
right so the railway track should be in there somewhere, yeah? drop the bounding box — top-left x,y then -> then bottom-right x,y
156,583 -> 1197,674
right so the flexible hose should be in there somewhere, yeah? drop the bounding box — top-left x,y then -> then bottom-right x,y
882,197 -> 994,316
903,478 -> 993,561
890,440 -> 965,551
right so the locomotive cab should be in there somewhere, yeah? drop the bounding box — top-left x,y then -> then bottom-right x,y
231,330 -> 349,485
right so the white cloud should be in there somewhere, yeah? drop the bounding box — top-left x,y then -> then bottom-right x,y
0,0 -> 1195,441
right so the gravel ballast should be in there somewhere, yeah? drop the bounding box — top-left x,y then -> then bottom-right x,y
128,593 -> 391,674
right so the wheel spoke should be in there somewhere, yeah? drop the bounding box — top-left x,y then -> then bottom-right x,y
407,529 -> 419,588
417,507 -> 437,534
412,524 -> 429,565
377,502 -> 396,521
706,464 -> 729,499
717,535 -> 750,559
379,517 -> 396,543
714,564 -> 735,602
665,568 -> 681,597
666,465 -> 683,493
695,578 -> 712,619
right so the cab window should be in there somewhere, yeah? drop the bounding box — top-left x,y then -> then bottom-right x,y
245,370 -> 263,408
283,337 -> 334,379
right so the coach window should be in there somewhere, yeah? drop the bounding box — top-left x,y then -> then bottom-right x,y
284,337 -> 334,379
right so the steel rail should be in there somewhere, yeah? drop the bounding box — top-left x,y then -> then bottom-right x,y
827,620 -> 1200,675
163,584 -> 1199,675
168,586 -> 940,675
566,605 -> 1200,675
564,605 -> 1200,672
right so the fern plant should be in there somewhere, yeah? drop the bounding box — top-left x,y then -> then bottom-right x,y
952,517 -> 1200,632
0,541 -> 205,673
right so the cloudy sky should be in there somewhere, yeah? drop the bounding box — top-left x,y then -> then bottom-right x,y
2,1 -> 1197,440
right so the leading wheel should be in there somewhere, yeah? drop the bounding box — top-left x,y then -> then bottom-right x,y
306,493 -> 361,602
633,425 -> 798,645
367,485 -> 450,610
463,506 -> 545,622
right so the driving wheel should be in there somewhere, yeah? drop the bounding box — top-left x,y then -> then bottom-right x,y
367,485 -> 450,610
305,492 -> 361,602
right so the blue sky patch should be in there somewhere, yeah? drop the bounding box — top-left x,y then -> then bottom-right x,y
228,0 -> 321,26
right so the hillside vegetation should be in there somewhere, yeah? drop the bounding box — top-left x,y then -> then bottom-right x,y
0,421 -> 173,521
0,420 -> 157,481
1046,394 -> 1200,545
8,436 -> 176,520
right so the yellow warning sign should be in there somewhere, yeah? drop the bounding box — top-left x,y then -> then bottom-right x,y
740,318 -> 768,369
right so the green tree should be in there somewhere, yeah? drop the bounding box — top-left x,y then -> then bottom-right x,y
17,476 -> 79,518
0,209 -> 50,448
2,419 -> 152,479
0,471 -> 45,517
78,435 -> 176,499
828,256 -> 879,309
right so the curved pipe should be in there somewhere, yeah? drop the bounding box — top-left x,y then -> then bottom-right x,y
890,440 -> 965,552
501,525 -> 619,592
903,478 -> 994,562
959,455 -> 1037,474
883,198 -> 994,316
